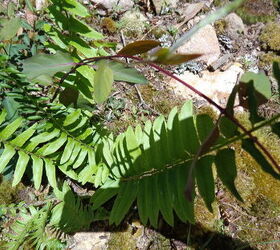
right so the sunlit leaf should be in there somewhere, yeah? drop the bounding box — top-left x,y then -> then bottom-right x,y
108,61 -> 147,84
0,17 -> 21,41
22,51 -> 74,85
93,61 -> 114,104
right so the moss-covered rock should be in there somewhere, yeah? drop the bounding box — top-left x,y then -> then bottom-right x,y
236,0 -> 277,24
0,181 -> 25,205
260,22 -> 280,51
119,11 -> 148,38
259,52 -> 280,71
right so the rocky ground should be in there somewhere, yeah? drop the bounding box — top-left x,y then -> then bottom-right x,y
1,0 -> 280,249
67,0 -> 280,249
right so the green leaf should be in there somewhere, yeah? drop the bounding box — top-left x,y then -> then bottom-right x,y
246,81 -> 264,124
22,51 -> 74,85
0,110 -> 7,125
93,61 -> 114,104
271,122 -> 280,137
12,152 -> 30,186
272,62 -> 280,100
108,61 -> 148,84
0,117 -> 23,140
117,40 -> 161,56
195,155 -> 215,212
219,116 -> 238,138
239,72 -> 272,109
0,145 -> 16,173
242,139 -> 280,179
31,155 -> 43,190
42,133 -> 68,156
10,124 -> 37,147
63,109 -> 81,127
45,159 -> 57,188
109,181 -> 138,225
225,85 -> 238,116
59,87 -> 79,107
215,149 -> 243,201
0,17 -> 21,40
62,0 -> 89,17
60,138 -> 75,164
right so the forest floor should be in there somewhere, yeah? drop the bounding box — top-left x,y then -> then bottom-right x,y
1,0 -> 280,249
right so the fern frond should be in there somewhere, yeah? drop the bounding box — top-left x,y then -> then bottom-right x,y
90,101 -> 240,228
4,203 -> 65,250
0,108 -> 110,189
50,182 -> 97,233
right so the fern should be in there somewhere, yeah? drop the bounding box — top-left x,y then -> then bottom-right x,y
0,107 -> 110,189
50,181 -> 108,233
4,203 -> 65,250
91,101 -> 280,228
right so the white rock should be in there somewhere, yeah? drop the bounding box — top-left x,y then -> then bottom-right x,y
91,0 -> 134,11
224,13 -> 245,39
71,232 -> 110,250
168,63 -> 244,107
177,25 -> 221,65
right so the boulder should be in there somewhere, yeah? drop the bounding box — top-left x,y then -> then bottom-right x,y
177,24 -> 221,65
168,63 -> 244,107
224,13 -> 245,39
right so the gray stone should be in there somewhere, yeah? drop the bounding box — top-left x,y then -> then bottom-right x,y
71,232 -> 110,250
183,3 -> 205,23
91,0 -> 134,11
177,24 -> 221,65
168,63 -> 244,108
224,13 -> 245,39
151,0 -> 179,14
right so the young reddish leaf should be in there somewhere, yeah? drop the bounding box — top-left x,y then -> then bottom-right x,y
155,53 -> 201,65
117,40 -> 161,56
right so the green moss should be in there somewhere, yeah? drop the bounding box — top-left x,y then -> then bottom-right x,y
0,181 -> 25,205
100,17 -> 117,33
151,27 -> 167,39
138,84 -> 182,115
119,11 -> 148,38
259,52 -> 280,70
107,224 -> 171,250
214,19 -> 228,35
236,0 -> 277,24
260,22 -> 280,51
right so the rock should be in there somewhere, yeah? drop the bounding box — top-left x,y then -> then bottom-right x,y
119,11 -> 148,38
168,63 -> 244,107
177,25 -> 221,65
35,0 -> 47,10
91,0 -> 134,11
71,232 -> 110,250
183,3 -> 205,23
151,0 -> 179,14
224,13 -> 245,39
